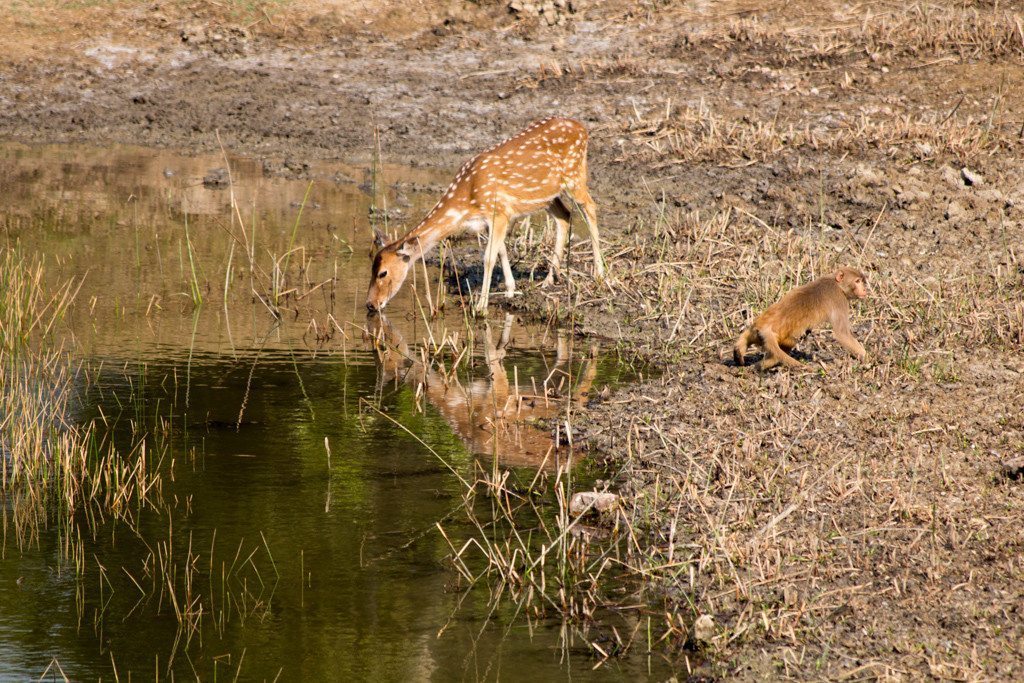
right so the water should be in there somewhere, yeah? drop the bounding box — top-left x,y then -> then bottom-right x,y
0,144 -> 669,680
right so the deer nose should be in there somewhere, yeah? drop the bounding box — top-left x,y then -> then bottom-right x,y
366,301 -> 377,313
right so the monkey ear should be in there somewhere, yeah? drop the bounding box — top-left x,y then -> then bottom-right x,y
371,226 -> 388,249
835,270 -> 845,282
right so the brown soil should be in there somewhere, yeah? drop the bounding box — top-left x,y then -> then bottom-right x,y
4,0 -> 1024,679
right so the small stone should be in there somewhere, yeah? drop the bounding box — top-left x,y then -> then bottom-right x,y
854,163 -> 884,186
944,200 -> 965,221
915,142 -> 933,158
569,491 -> 618,515
509,0 -> 524,11
960,167 -> 984,186
976,188 -> 1004,204
181,25 -> 205,43
202,168 -> 229,188
940,165 -> 962,189
693,614 -> 715,644
1002,456 -> 1024,480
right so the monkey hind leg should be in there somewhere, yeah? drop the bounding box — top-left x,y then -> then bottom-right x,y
758,329 -> 802,371
733,328 -> 757,366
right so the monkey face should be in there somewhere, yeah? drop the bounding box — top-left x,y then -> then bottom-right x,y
836,268 -> 868,300
366,246 -> 412,313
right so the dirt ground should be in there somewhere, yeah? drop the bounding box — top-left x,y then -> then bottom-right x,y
3,0 -> 1024,679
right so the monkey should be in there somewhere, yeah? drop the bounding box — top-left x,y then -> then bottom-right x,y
733,267 -> 869,370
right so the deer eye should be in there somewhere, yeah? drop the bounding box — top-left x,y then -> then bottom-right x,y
377,270 -> 388,279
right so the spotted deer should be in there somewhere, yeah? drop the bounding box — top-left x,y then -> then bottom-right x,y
366,116 -> 605,314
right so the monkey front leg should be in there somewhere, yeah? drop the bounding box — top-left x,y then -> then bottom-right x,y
833,330 -> 867,361
832,317 -> 867,361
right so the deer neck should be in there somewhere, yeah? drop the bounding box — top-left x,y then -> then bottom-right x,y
397,201 -> 467,261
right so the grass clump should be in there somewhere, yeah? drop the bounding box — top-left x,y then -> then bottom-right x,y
0,248 -> 162,547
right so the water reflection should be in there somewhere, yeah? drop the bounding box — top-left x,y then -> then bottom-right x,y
368,313 -> 599,467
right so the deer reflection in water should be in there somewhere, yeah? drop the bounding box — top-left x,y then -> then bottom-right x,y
365,314 -> 599,467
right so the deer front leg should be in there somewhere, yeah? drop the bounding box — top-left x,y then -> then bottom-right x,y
475,214 -> 509,314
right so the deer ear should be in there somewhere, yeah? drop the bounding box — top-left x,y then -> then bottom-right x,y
372,226 -> 388,249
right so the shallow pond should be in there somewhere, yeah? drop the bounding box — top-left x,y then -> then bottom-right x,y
0,144 -> 668,680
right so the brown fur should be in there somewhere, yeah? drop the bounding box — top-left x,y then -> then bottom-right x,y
734,267 -> 869,370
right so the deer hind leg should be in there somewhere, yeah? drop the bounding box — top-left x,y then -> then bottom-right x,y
566,183 -> 604,280
542,197 -> 571,287
476,213 -> 510,314
498,241 -> 515,298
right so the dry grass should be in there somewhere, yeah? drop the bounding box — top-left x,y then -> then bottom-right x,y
582,205 -> 1024,360
544,161 -> 1024,677
0,249 -> 164,547
625,100 -> 1019,168
684,4 -> 1024,64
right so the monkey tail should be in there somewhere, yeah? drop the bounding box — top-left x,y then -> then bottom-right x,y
733,328 -> 753,366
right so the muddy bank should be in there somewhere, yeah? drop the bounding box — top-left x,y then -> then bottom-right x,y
0,1 -> 621,164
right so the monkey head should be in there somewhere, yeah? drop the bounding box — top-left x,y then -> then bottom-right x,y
835,267 -> 868,300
